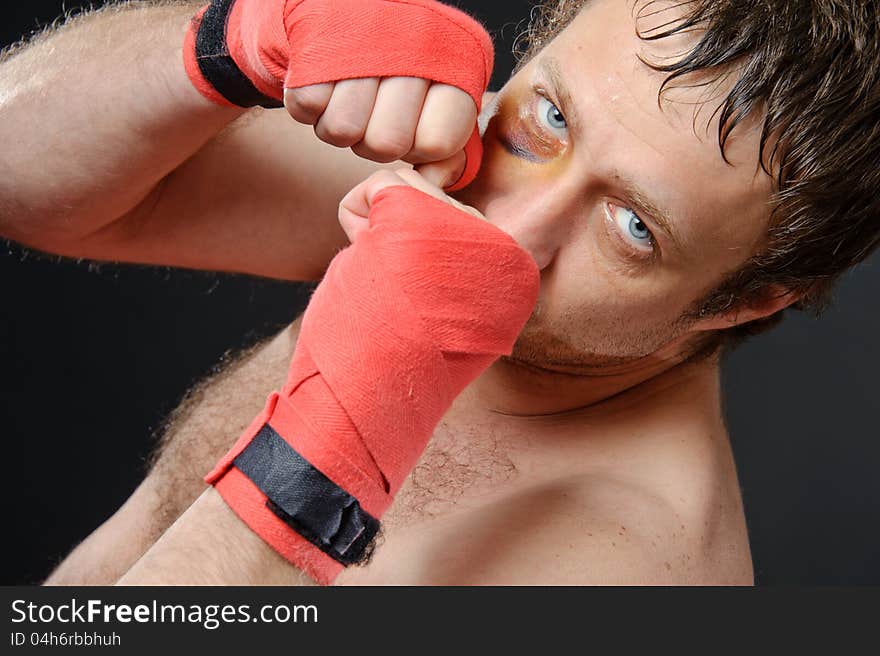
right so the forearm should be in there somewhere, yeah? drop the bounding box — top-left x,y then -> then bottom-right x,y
0,1 -> 243,249
117,487 -> 314,585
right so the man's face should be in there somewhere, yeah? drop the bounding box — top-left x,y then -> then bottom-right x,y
454,0 -> 774,373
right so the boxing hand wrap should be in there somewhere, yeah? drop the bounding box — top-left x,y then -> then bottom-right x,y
205,185 -> 539,584
183,0 -> 494,190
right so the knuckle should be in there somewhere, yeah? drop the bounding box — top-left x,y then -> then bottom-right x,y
285,87 -> 330,118
351,143 -> 396,164
315,115 -> 366,146
366,130 -> 414,160
413,131 -> 460,161
288,104 -> 319,124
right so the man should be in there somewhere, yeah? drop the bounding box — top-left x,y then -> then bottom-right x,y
2,0 -> 876,584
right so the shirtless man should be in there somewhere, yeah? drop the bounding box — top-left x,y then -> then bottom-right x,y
3,0 -> 877,585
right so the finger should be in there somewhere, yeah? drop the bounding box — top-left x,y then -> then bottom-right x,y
284,82 -> 334,124
394,168 -> 484,220
407,83 -> 477,164
338,203 -> 370,244
314,77 -> 380,148
338,169 -> 410,223
443,126 -> 483,192
414,150 -> 467,189
351,76 -> 430,163
393,168 -> 448,203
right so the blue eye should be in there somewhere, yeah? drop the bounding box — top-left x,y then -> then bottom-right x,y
628,213 -> 650,241
606,203 -> 654,254
537,96 -> 567,131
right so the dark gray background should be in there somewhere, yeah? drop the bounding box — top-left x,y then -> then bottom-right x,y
1,0 -> 877,585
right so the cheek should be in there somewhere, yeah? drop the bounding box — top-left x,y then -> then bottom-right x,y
451,118 -> 548,216
533,232 -> 700,347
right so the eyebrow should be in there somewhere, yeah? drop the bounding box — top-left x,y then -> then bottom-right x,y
536,55 -> 683,251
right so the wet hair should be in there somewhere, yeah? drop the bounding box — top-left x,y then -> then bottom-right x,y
513,0 -> 880,350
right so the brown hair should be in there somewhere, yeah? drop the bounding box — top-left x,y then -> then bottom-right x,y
513,0 -> 880,350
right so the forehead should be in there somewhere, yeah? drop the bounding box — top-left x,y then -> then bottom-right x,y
539,0 -> 773,254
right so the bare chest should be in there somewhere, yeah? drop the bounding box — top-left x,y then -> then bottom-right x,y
333,414 -> 753,585
334,415 -> 532,584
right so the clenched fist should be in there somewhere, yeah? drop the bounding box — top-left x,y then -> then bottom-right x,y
287,79 -> 476,186
185,0 -> 494,190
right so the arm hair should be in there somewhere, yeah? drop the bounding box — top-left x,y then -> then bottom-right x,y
45,317 -> 302,585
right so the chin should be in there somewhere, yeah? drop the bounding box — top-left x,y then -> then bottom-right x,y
507,306 -> 695,375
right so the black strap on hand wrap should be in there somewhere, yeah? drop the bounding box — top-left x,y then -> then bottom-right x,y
233,424 -> 381,567
194,0 -> 284,109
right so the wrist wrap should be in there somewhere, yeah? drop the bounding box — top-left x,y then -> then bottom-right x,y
186,0 -> 283,109
205,185 -> 539,584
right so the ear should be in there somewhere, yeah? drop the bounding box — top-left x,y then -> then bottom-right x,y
692,285 -> 802,332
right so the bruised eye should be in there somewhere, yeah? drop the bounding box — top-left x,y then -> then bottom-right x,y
537,95 -> 567,133
605,202 -> 654,253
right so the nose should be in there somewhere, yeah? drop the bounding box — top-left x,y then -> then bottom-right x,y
488,197 -> 569,270
453,175 -> 578,270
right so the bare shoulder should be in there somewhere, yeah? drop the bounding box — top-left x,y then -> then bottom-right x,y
472,473 -> 754,585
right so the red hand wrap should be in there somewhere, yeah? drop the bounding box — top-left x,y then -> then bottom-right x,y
184,0 -> 494,190
205,186 -> 539,584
